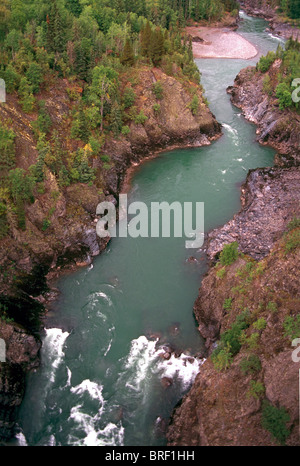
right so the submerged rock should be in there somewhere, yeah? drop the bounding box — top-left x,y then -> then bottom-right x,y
161,377 -> 173,388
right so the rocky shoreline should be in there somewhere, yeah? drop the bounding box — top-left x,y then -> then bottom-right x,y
166,26 -> 300,445
227,65 -> 300,165
239,0 -> 300,40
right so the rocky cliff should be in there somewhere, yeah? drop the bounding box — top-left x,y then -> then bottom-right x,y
167,191 -> 300,446
0,66 -> 221,441
167,48 -> 300,446
227,64 -> 300,166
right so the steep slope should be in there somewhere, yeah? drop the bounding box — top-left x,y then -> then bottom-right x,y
167,216 -> 300,446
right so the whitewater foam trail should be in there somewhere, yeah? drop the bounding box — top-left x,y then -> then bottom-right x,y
43,328 -> 69,384
121,335 -> 205,396
68,379 -> 124,446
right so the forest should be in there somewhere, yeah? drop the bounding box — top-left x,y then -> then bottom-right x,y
0,0 -> 239,240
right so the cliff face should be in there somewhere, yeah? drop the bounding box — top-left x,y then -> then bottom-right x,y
0,67 -> 221,297
167,55 -> 300,446
206,166 -> 300,262
0,321 -> 41,442
0,67 -> 221,441
99,67 -> 221,195
167,219 -> 300,446
227,64 -> 300,166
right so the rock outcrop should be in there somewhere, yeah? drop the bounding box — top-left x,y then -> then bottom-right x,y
167,216 -> 300,446
227,64 -> 300,165
239,0 -> 300,40
206,166 -> 300,262
0,321 -> 41,441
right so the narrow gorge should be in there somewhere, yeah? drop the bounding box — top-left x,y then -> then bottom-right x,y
0,3 -> 299,447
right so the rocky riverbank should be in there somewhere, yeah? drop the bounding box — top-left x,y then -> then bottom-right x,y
227,64 -> 300,165
167,214 -> 300,445
167,161 -> 300,445
0,66 -> 221,441
166,34 -> 300,445
239,0 -> 300,40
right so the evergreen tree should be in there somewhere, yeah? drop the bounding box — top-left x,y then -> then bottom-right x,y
141,21 -> 151,57
289,0 -> 300,19
121,38 -> 135,66
150,27 -> 164,66
65,0 -> 83,17
46,1 -> 65,54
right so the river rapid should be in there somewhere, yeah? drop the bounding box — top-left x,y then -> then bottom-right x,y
15,12 -> 285,447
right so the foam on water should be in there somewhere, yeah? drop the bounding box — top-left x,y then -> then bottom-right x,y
123,336 -> 159,393
67,378 -> 124,446
156,353 -> 205,390
43,328 -> 69,383
15,431 -> 28,446
71,379 -> 105,404
123,335 -> 205,394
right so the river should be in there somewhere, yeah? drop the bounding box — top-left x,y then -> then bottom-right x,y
15,12 -> 285,447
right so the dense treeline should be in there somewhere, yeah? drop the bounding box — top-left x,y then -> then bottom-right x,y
280,0 -> 300,20
257,38 -> 300,111
0,0 -> 238,240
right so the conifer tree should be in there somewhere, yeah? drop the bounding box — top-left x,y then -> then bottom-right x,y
141,21 -> 151,57
121,38 -> 135,66
150,27 -> 164,66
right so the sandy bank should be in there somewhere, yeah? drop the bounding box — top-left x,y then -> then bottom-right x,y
187,26 -> 258,59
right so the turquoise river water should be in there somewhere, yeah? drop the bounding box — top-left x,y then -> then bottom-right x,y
16,12 -> 285,446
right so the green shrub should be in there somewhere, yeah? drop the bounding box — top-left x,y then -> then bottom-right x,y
123,87 -> 136,108
188,94 -> 199,115
276,82 -> 293,110
287,217 -> 300,231
42,219 -> 51,231
247,380 -> 265,399
283,315 -> 300,341
0,123 -> 16,170
262,75 -> 273,95
134,110 -> 148,125
261,400 -> 290,445
26,62 -> 43,94
152,81 -> 163,100
240,354 -> 262,375
1,64 -> 21,93
8,168 -> 35,203
220,309 -> 251,356
284,229 -> 300,252
32,100 -> 52,135
211,309 -> 251,370
240,331 -> 260,351
216,267 -> 226,279
219,241 -> 239,266
223,298 -> 233,310
100,154 -> 110,163
257,51 -> 276,72
253,317 -> 267,331
153,103 -> 161,113
211,342 -> 233,371
121,125 -> 130,136
267,301 -> 278,313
